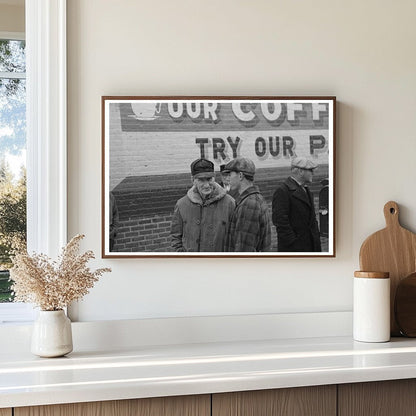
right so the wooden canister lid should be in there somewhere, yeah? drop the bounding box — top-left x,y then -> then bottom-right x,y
354,271 -> 389,278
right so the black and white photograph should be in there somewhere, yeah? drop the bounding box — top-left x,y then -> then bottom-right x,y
102,97 -> 335,257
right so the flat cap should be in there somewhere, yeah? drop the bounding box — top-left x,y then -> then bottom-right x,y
191,158 -> 215,179
223,157 -> 256,177
291,157 -> 318,170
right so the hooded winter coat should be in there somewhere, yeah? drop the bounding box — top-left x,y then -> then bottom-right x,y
171,182 -> 235,252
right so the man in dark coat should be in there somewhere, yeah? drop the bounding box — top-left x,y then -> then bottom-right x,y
272,157 -> 321,252
224,157 -> 271,252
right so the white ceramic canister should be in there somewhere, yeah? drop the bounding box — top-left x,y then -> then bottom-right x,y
353,271 -> 390,343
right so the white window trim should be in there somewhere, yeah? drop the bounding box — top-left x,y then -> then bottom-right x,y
0,0 -> 67,323
26,0 -> 67,257
0,72 -> 25,79
0,31 -> 25,40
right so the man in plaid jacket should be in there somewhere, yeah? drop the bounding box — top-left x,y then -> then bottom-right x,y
224,157 -> 272,252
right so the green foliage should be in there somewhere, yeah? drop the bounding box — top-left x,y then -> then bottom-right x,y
0,39 -> 25,73
0,270 -> 13,302
0,161 -> 26,270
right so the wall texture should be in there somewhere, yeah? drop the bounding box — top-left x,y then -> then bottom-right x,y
67,0 -> 416,321
0,4 -> 24,33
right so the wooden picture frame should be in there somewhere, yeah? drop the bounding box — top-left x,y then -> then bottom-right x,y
102,96 -> 336,258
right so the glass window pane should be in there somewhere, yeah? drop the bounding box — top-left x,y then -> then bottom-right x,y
0,78 -> 26,154
0,71 -> 27,303
0,40 -> 26,73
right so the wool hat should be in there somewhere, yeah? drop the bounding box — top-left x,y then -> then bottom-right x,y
223,157 -> 256,177
190,158 -> 215,179
291,157 -> 318,170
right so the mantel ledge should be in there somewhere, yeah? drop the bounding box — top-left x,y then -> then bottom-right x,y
2,334 -> 416,409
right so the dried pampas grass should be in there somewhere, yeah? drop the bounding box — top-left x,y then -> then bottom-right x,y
10,234 -> 111,311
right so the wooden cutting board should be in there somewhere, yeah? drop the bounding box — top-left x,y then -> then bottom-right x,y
359,201 -> 416,336
395,272 -> 416,337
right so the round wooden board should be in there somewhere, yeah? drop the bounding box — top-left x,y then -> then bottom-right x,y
395,272 -> 416,337
360,201 -> 416,335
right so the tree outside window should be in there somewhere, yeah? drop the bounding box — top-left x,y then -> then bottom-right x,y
0,38 -> 26,302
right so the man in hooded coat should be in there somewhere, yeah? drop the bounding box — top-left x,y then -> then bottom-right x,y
171,158 -> 235,252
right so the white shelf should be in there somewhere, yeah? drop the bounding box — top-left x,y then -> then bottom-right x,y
2,335 -> 416,408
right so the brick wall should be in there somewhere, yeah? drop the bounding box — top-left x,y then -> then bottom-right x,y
112,165 -> 329,252
113,213 -> 173,252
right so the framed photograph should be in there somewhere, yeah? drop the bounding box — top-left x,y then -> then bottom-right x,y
102,96 -> 336,258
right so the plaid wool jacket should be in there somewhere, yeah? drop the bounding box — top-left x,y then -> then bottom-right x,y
226,185 -> 272,252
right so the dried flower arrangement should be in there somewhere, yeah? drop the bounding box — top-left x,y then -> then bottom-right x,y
10,234 -> 111,311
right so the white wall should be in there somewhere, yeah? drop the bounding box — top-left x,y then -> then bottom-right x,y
67,0 -> 416,322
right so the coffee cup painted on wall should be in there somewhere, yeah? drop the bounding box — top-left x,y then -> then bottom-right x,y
130,103 -> 161,120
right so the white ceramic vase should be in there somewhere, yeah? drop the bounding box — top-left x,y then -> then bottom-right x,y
31,310 -> 73,357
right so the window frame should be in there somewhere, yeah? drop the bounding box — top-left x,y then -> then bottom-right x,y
26,0 -> 67,257
0,0 -> 67,323
0,31 -> 28,317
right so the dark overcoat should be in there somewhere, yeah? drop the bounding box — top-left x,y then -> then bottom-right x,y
272,177 -> 321,252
